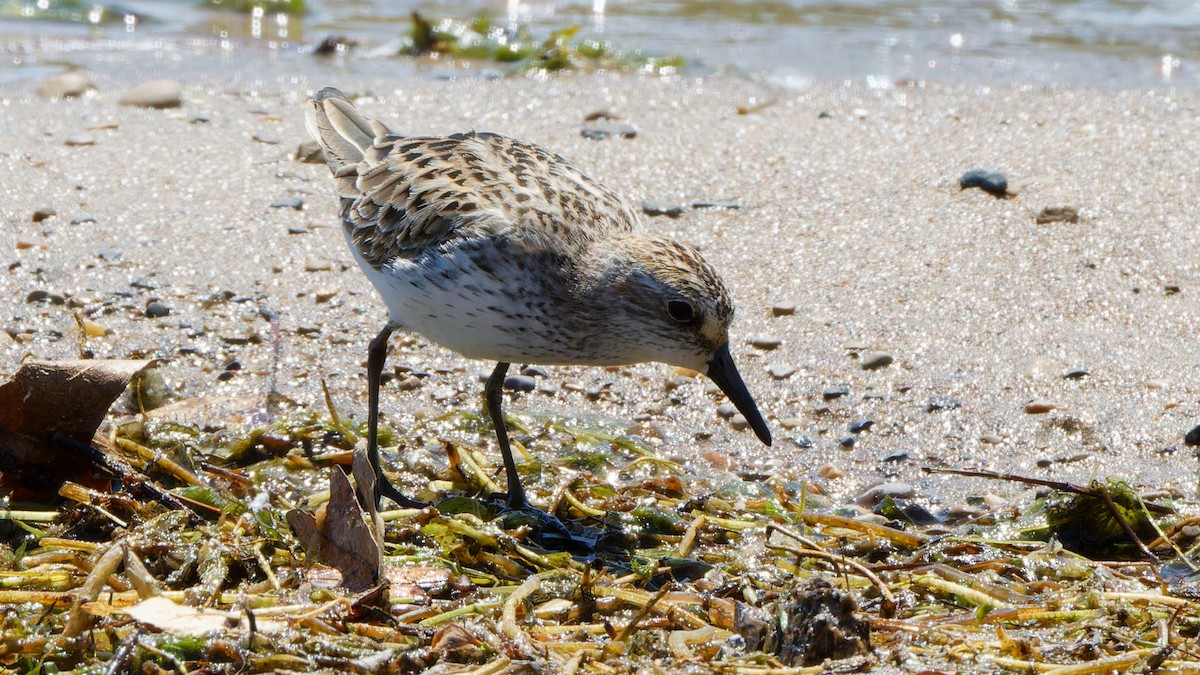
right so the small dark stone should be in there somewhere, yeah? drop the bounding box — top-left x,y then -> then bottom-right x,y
287,226 -> 309,235
131,277 -> 158,290
817,110 -> 833,119
1036,458 -> 1052,468
860,351 -> 893,370
926,397 -> 961,412
849,418 -> 875,433
504,375 -> 537,392
959,168 -> 1008,197
295,140 -> 324,163
862,392 -> 886,400
822,386 -> 850,401
581,120 -> 637,140
190,116 -> 210,124
1185,424 -> 1200,446
223,360 -> 241,371
642,201 -> 683,218
32,208 -> 56,222
26,289 -> 64,304
1165,284 -> 1182,295
1063,368 -> 1090,380
217,370 -> 236,381
838,435 -> 855,448
520,365 -> 550,378
692,199 -> 740,209
271,196 -> 304,210
882,450 -> 908,462
792,436 -> 813,449
144,301 -> 171,318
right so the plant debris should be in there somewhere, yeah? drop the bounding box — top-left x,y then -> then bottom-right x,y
3,361 -> 1200,672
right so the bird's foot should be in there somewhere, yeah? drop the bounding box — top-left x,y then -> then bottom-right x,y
377,476 -> 429,510
481,493 -> 628,554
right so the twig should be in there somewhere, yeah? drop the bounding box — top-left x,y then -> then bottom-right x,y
614,582 -> 673,642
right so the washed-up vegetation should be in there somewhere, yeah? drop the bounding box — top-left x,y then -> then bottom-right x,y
399,13 -> 686,75
3,359 -> 1200,673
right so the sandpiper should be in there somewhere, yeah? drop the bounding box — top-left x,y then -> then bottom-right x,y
305,87 -> 771,511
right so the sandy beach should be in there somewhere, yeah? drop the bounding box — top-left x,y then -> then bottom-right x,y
2,44 -> 1199,517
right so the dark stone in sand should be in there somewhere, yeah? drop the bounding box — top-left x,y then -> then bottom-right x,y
959,168 -> 1008,197
838,435 -> 855,448
32,208 -> 56,222
882,450 -> 908,462
849,418 -> 875,433
823,386 -> 850,401
504,375 -> 537,392
1185,424 -> 1200,446
642,201 -> 683,218
271,196 -> 304,210
144,301 -> 171,318
581,120 -> 637,140
1063,368 -> 1089,380
926,397 -> 961,412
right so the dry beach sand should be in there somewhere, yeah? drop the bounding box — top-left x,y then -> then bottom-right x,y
2,45 -> 1200,518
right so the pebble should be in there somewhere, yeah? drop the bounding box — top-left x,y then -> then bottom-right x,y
749,336 -> 782,350
959,168 -> 1008,197
691,200 -> 740,209
144,301 -> 171,318
304,258 -> 332,272
823,386 -> 850,401
314,289 -> 338,303
1036,205 -> 1080,224
849,418 -> 875,433
71,215 -> 97,225
252,133 -> 282,145
730,414 -> 750,431
881,450 -> 908,462
716,403 -> 738,419
32,208 -> 56,222
766,363 -> 795,380
1024,399 -> 1059,414
287,226 -> 309,235
26,290 -> 65,305
777,417 -> 803,430
396,375 -> 423,391
580,120 -> 637,140
860,351 -> 893,370
37,71 -> 96,99
120,79 -> 183,109
271,196 -> 304,210
926,397 -> 961,412
816,464 -> 845,479
642,201 -> 683,218
295,140 -> 324,163
1062,368 -> 1089,380
838,434 -> 855,448
1145,378 -> 1169,390
1185,425 -> 1200,446
770,302 -> 796,317
855,482 -> 914,507
1165,283 -> 1182,295
504,375 -> 537,392
980,433 -> 1004,445
520,365 -> 550,378
98,249 -> 122,262
791,436 -> 813,448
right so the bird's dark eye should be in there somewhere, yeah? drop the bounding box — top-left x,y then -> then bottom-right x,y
667,300 -> 695,323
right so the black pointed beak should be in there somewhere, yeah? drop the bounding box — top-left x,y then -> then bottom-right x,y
706,344 -> 772,445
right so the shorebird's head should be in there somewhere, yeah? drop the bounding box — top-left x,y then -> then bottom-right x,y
607,236 -> 772,446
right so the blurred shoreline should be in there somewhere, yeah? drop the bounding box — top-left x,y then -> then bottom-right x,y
2,0 -> 1199,90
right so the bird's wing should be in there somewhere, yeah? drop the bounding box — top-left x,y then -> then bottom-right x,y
346,131 -> 641,267
307,89 -> 640,269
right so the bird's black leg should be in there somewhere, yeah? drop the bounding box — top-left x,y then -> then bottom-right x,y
485,362 -> 530,510
367,324 -> 426,509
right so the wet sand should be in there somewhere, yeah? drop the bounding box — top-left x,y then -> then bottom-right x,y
2,45 -> 1199,514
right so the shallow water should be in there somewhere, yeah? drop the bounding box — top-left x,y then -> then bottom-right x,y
2,0 -> 1199,87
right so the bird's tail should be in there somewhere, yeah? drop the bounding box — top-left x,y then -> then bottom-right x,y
305,87 -> 392,195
